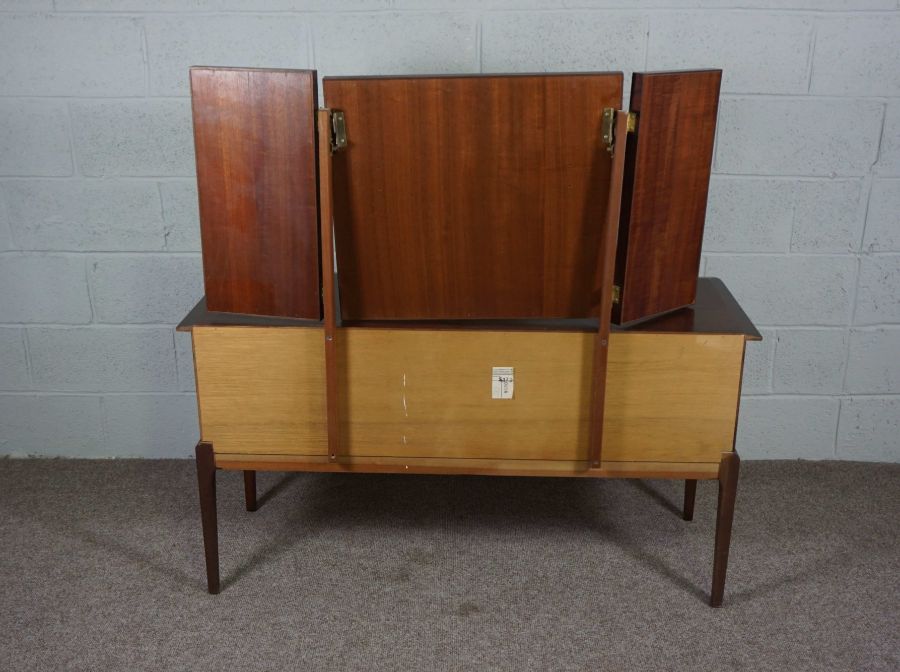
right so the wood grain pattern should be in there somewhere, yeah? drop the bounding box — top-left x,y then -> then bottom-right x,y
342,329 -> 743,463
338,329 -> 593,461
613,70 -> 722,325
192,327 -> 743,463
601,332 -> 743,462
323,73 -> 623,320
190,67 -> 321,319
193,326 -> 327,455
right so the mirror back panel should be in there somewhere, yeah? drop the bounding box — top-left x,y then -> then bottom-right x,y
613,70 -> 721,325
324,73 -> 623,321
191,67 -> 322,319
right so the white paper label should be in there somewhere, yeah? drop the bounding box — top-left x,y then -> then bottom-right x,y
491,366 -> 514,399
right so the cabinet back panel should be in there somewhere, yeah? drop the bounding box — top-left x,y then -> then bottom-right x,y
192,325 -> 742,463
193,326 -> 328,455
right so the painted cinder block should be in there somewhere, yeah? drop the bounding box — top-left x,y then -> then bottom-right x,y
2,180 -> 166,252
315,12 -> 477,80
741,327 -> 774,395
854,255 -> 900,326
863,180 -> 900,253
715,97 -> 883,176
100,394 -> 198,458
837,397 -> 900,462
0,254 -> 92,324
28,327 -> 179,392
736,397 -> 839,460
0,328 -> 30,390
554,0 -> 895,7
706,255 -> 856,326
703,178 -> 794,253
0,394 -> 103,457
0,191 -> 12,252
395,0 -> 559,7
788,180 -> 863,253
482,12 -> 645,75
875,104 -> 900,176
0,3 -> 896,461
0,1 -> 53,10
54,0 -> 388,9
811,16 -> 900,96
646,12 -> 812,94
0,100 -> 72,177
773,329 -> 848,394
159,181 -> 201,252
88,254 -> 203,324
175,330 -> 196,393
703,178 -> 862,253
845,328 -> 900,394
146,14 -> 309,96
0,14 -> 144,97
70,100 -> 195,177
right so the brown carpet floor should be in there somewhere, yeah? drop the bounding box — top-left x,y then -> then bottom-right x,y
0,459 -> 897,671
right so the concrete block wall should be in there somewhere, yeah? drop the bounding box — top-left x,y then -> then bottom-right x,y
0,0 -> 898,460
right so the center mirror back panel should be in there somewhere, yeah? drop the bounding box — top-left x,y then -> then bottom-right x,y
324,73 -> 623,321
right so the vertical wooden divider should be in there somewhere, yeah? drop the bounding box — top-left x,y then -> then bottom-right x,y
317,109 -> 341,463
588,110 -> 629,468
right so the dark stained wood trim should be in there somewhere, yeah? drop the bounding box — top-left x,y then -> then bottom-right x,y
177,297 -> 323,331
587,110 -> 628,468
243,471 -> 257,512
318,110 -> 341,464
616,277 -> 761,340
683,479 -> 697,521
710,450 -> 740,607
195,441 -> 219,594
214,459 -> 721,480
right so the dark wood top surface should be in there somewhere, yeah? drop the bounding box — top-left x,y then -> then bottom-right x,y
178,277 -> 761,340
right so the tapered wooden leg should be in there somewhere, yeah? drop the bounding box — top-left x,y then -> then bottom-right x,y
243,470 -> 257,512
710,451 -> 740,607
195,441 -> 220,594
683,479 -> 697,521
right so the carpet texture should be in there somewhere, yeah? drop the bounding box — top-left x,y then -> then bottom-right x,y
0,459 -> 897,671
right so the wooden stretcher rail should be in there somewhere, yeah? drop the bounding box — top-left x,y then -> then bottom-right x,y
213,454 -> 721,479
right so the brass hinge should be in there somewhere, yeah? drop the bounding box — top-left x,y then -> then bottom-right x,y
330,110 -> 347,153
612,284 -> 621,305
601,108 -> 616,155
601,108 -> 637,155
626,111 -> 637,134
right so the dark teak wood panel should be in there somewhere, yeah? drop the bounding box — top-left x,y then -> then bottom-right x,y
324,74 -> 623,320
190,67 -> 321,319
613,70 -> 721,325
